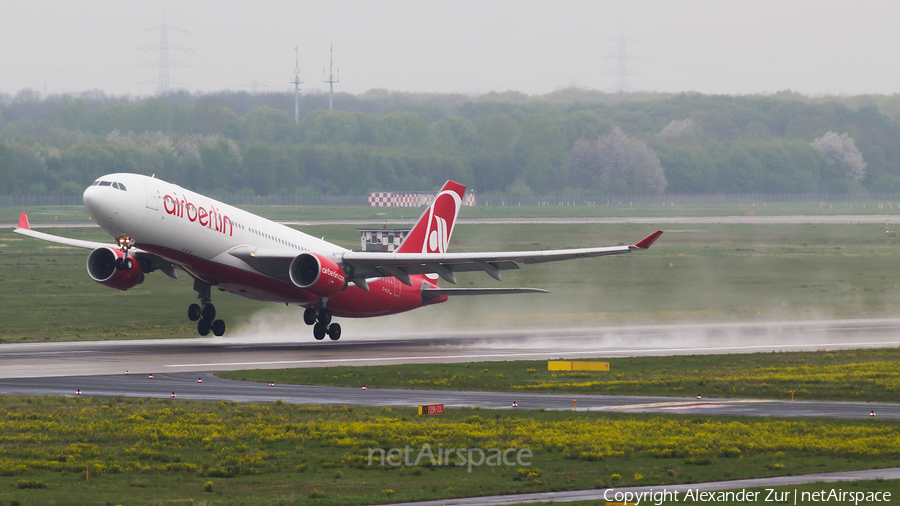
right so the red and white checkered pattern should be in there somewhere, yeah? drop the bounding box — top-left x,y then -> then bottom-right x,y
368,192 -> 430,207
368,191 -> 476,207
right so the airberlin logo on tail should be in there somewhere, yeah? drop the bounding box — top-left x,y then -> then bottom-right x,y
163,192 -> 233,236
422,190 -> 460,254
428,216 -> 448,253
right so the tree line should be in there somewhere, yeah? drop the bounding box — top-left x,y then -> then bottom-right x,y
2,87 -> 900,196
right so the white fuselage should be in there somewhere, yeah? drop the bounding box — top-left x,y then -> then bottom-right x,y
85,173 -> 347,262
81,173 -> 439,316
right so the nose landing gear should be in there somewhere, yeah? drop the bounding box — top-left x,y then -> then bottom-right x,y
304,305 -> 341,341
188,279 -> 226,337
115,236 -> 135,271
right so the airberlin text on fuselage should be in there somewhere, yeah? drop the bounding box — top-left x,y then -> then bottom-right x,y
163,192 -> 233,236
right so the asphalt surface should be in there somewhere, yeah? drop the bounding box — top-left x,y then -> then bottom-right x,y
1,371 -> 896,420
3,318 -> 900,379
1,318 -> 900,420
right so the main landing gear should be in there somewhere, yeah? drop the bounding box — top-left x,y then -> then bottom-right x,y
303,306 -> 341,341
188,279 -> 226,337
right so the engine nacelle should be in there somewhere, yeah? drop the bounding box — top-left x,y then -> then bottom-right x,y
289,252 -> 346,297
87,247 -> 143,291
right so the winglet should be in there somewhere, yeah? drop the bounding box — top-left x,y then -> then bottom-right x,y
17,212 -> 31,230
632,230 -> 663,249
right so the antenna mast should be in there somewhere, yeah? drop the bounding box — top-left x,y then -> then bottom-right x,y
323,45 -> 339,110
291,46 -> 304,123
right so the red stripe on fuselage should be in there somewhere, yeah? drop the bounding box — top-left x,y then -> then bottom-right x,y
137,244 -> 445,318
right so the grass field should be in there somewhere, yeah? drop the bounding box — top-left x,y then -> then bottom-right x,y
4,199 -> 900,225
3,208 -> 900,506
219,347 -> 900,403
3,220 -> 900,343
1,395 -> 898,506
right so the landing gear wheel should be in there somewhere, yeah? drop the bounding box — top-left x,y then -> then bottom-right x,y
317,308 -> 332,326
188,304 -> 202,322
197,319 -> 211,336
211,319 -> 226,337
123,257 -> 133,271
201,304 -> 216,322
313,323 -> 327,341
303,307 -> 317,325
327,323 -> 341,341
115,258 -> 124,271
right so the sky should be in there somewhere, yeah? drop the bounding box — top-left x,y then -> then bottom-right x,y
1,0 -> 899,99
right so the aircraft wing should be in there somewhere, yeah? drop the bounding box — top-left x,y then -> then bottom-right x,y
15,226 -> 110,249
14,212 -> 110,249
13,212 -> 180,279
341,230 -> 663,286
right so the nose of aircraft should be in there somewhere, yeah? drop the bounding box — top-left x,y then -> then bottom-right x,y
82,178 -> 146,235
82,185 -> 101,214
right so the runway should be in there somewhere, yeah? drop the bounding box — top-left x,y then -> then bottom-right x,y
1,371 -> 897,420
1,318 -> 899,420
2,318 -> 900,379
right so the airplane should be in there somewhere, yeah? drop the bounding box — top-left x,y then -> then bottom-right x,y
14,174 -> 662,340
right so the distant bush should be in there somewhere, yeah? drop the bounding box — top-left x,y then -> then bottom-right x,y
17,479 -> 47,489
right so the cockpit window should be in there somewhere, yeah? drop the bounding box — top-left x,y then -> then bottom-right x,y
112,182 -> 120,190
98,181 -> 112,187
91,181 -> 101,186
117,183 -> 127,191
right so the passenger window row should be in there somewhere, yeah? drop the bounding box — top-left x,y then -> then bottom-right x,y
246,226 -> 307,251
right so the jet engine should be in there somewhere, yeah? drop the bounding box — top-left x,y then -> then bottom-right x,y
87,247 -> 143,291
289,252 -> 346,296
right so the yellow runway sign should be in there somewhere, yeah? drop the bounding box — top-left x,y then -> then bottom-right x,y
548,361 -> 609,371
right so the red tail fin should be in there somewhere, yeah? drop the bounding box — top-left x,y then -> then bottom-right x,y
397,181 -> 465,254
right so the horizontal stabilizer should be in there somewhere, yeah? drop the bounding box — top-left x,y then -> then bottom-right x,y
422,287 -> 550,296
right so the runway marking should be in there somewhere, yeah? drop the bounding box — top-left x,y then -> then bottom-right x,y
658,404 -> 729,410
802,326 -> 900,332
0,350 -> 99,358
597,399 -> 769,411
164,341 -> 900,369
